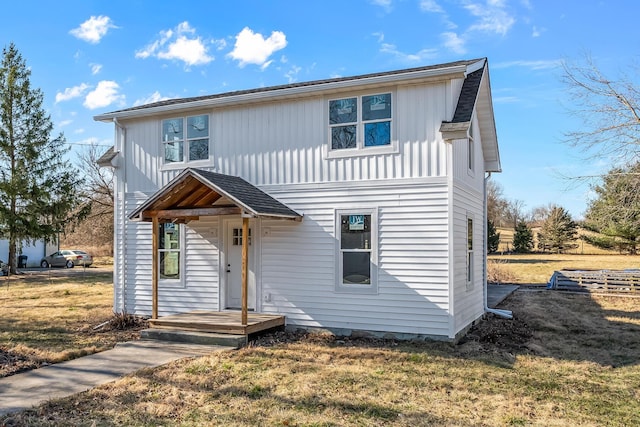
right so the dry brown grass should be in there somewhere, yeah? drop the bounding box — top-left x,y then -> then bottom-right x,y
2,289 -> 639,426
488,253 -> 640,284
0,272 -> 143,377
1,259 -> 640,426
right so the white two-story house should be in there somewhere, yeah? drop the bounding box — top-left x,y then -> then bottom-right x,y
95,57 -> 501,341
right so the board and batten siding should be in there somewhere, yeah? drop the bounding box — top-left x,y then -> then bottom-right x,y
118,79 -> 457,194
121,196 -> 221,317
258,178 -> 451,337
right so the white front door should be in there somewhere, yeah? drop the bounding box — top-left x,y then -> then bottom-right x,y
225,221 -> 255,309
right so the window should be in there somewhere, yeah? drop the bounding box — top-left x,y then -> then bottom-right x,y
336,210 -> 378,293
232,227 -> 252,246
329,93 -> 392,152
159,223 -> 181,281
162,114 -> 209,164
467,217 -> 473,286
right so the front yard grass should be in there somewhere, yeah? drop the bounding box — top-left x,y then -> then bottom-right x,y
0,272 -> 143,377
1,256 -> 639,426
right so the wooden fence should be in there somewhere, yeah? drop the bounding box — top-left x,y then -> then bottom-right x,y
548,270 -> 640,293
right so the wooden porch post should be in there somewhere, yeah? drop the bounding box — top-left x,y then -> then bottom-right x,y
151,215 -> 159,320
241,215 -> 249,326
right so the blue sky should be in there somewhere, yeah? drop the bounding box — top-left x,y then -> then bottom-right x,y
1,0 -> 638,219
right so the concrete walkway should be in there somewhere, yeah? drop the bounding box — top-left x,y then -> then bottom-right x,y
0,340 -> 231,416
487,284 -> 519,308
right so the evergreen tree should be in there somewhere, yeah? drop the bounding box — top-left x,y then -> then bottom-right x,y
487,219 -> 500,253
512,221 -> 533,253
537,206 -> 578,253
0,43 -> 85,273
583,162 -> 640,254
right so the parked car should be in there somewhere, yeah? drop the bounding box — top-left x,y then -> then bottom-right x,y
40,250 -> 93,268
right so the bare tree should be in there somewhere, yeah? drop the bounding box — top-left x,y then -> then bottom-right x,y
562,53 -> 640,165
77,143 -> 114,214
487,179 -> 510,227
505,199 -> 526,229
61,143 -> 114,254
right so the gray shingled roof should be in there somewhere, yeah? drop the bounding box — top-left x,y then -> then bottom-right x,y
450,68 -> 484,123
128,168 -> 301,221
96,146 -> 118,167
100,58 -> 484,116
192,169 -> 301,219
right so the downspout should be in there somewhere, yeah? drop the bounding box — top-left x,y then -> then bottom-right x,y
114,117 -> 126,314
484,172 -> 512,319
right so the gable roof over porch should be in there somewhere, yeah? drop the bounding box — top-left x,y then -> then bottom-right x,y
128,168 -> 302,223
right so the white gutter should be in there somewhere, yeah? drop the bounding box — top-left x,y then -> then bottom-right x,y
484,172 -> 513,319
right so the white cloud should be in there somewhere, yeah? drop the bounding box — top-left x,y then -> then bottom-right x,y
70,16 -> 117,44
441,32 -> 466,54
228,27 -> 287,68
465,0 -> 515,36
133,91 -> 171,107
420,0 -> 443,13
493,59 -> 560,70
284,65 -> 302,83
90,63 -> 103,75
58,119 -> 73,127
55,83 -> 91,103
532,26 -> 546,37
380,43 -> 437,62
371,0 -> 393,12
136,22 -> 215,67
83,80 -> 125,109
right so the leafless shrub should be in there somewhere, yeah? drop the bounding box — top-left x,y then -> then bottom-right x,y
107,312 -> 148,331
487,258 -> 517,284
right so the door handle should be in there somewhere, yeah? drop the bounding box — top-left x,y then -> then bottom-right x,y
226,263 -> 231,273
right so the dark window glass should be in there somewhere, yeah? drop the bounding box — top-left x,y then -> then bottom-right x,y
343,252 -> 371,284
331,125 -> 357,149
362,93 -> 391,121
364,121 -> 391,146
329,98 -> 357,124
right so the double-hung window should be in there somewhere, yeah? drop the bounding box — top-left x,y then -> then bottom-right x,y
336,209 -> 378,293
329,93 -> 392,154
159,223 -> 182,283
162,114 -> 209,164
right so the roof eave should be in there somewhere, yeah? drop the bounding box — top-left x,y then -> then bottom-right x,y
94,63 -> 473,122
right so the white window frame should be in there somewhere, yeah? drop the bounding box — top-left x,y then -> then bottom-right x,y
161,113 -> 211,169
158,222 -> 186,289
466,215 -> 474,289
327,92 -> 397,159
335,208 -> 379,294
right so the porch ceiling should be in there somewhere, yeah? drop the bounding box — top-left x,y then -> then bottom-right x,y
128,168 -> 302,223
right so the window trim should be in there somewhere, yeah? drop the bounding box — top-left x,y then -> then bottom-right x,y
161,113 -> 211,169
326,92 -> 397,159
335,208 -> 379,294
466,215 -> 474,289
467,118 -> 475,175
158,222 -> 186,289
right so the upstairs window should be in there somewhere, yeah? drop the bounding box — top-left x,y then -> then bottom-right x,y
162,114 -> 209,164
329,93 -> 392,152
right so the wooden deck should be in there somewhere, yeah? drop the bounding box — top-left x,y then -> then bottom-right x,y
148,311 -> 286,335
